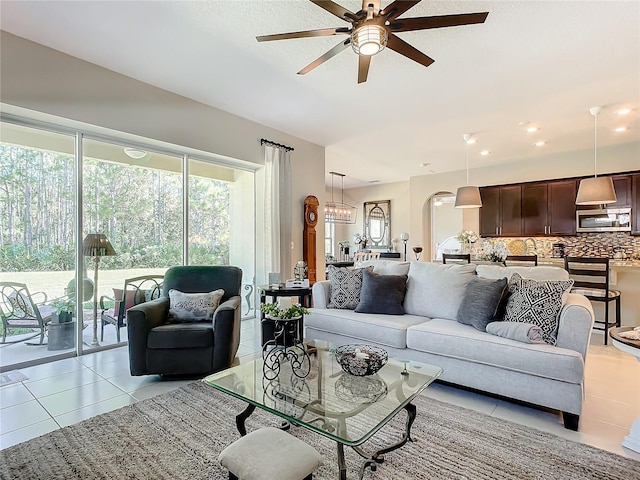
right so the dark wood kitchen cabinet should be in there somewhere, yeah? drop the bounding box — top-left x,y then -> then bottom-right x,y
522,180 -> 576,236
479,185 -> 522,237
632,174 -> 640,235
607,175 -> 632,208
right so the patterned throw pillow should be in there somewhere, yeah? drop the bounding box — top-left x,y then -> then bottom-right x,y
168,289 -> 224,322
503,273 -> 573,345
327,265 -> 370,310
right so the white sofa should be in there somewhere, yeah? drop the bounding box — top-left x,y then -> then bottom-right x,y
305,261 -> 595,430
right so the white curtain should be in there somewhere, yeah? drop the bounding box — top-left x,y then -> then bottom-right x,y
264,145 -> 292,283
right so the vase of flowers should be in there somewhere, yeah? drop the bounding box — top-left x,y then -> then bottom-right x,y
480,240 -> 509,263
457,230 -> 479,254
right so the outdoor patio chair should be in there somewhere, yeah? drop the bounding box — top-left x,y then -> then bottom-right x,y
0,282 -> 54,345
100,275 -> 164,343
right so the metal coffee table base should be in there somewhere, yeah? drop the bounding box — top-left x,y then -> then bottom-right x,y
235,401 -> 416,480
337,402 -> 416,480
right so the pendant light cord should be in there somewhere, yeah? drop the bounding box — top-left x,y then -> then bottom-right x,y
593,112 -> 598,178
466,145 -> 470,186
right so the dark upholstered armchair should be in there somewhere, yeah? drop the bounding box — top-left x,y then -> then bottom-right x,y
127,266 -> 242,376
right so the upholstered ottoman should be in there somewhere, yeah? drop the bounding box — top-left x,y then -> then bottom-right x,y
218,427 -> 323,480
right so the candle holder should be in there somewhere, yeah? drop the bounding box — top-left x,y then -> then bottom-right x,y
412,246 -> 423,261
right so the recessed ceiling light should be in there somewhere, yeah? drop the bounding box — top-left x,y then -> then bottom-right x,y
124,147 -> 147,159
526,126 -> 538,133
617,108 -> 631,115
420,162 -> 431,167
613,127 -> 628,132
517,121 -> 529,126
463,134 -> 477,144
534,141 -> 545,147
480,150 -> 490,156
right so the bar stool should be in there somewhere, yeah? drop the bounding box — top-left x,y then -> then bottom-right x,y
219,427 -> 322,480
564,256 -> 621,345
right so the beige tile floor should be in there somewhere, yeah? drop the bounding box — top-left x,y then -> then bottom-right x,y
1,320 -> 639,463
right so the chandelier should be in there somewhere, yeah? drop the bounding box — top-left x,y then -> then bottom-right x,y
325,172 -> 357,224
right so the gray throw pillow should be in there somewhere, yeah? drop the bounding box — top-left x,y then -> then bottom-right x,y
457,276 -> 508,331
355,269 -> 407,315
503,273 -> 573,345
327,265 -> 370,310
168,289 -> 224,322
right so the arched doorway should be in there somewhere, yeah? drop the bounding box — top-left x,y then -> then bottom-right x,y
422,192 -> 463,261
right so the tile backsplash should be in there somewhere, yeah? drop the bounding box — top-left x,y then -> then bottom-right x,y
489,233 -> 640,259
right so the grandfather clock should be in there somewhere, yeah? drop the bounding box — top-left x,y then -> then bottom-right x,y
303,195 -> 319,283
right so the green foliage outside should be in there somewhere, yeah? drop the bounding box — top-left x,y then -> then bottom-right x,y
0,143 -> 231,272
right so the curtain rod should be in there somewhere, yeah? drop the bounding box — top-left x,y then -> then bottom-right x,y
261,138 -> 294,152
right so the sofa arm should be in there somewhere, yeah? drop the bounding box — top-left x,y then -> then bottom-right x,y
212,296 -> 242,372
556,293 -> 595,360
127,297 -> 170,375
312,281 -> 331,309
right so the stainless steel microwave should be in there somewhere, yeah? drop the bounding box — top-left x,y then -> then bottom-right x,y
576,208 -> 631,233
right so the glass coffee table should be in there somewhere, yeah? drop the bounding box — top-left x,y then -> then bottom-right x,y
203,341 -> 442,479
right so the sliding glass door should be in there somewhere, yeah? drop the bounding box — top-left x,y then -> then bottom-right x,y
0,123 -> 78,364
0,118 -> 256,371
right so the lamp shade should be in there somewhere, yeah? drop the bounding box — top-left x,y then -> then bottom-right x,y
576,177 -> 617,205
455,186 -> 483,208
82,234 -> 117,257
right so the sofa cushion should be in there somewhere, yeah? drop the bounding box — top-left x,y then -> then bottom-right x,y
476,265 -> 569,282
404,262 -> 477,320
354,260 -> 410,276
406,319 -> 584,384
355,269 -> 407,315
148,322 -> 213,349
168,289 -> 224,322
504,273 -> 574,345
327,265 -> 370,310
305,308 -> 426,348
457,277 -> 508,331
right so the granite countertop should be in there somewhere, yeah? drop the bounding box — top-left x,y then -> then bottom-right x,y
537,258 -> 640,269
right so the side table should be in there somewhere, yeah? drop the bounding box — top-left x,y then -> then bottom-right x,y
610,327 -> 640,453
259,284 -> 312,346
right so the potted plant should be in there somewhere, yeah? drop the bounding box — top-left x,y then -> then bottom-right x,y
50,297 -> 76,324
260,303 -> 309,348
260,302 -> 309,320
48,297 -> 76,351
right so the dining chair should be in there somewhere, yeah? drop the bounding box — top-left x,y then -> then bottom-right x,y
442,253 -> 471,265
564,256 -> 620,345
353,251 -> 381,262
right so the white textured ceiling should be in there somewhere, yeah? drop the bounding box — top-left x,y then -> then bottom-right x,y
1,1 -> 639,187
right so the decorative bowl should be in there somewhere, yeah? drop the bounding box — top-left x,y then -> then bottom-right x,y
334,344 -> 388,376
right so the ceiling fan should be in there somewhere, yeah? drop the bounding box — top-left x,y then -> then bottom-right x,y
257,0 -> 489,84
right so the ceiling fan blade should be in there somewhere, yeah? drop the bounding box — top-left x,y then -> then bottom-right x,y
257,27 -> 348,42
380,0 -> 421,20
391,12 -> 489,32
357,55 -> 371,84
386,34 -> 434,68
310,0 -> 356,22
298,39 -> 351,75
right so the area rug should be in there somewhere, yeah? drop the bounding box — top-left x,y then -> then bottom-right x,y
1,381 -> 638,480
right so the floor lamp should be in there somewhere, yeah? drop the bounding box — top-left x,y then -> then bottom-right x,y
83,234 -> 116,347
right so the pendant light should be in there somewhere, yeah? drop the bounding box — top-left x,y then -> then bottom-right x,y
325,172 -> 357,224
576,106 -> 617,205
455,134 -> 483,208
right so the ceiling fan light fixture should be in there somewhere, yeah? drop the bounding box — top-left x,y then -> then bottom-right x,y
351,24 -> 387,56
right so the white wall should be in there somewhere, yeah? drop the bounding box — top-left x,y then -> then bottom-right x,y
327,181 -> 411,256
0,31 -> 327,284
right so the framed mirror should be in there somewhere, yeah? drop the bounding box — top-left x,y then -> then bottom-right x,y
364,200 -> 391,249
